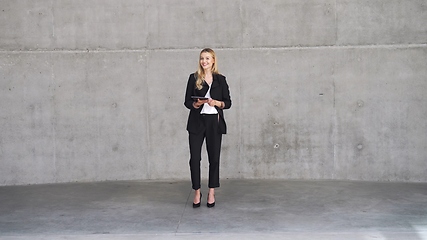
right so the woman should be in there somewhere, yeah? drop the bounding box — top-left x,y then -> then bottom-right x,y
184,48 -> 232,208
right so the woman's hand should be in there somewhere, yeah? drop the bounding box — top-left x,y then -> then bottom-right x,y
193,98 -> 209,108
208,99 -> 224,108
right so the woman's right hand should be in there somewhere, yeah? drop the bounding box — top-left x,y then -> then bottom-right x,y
193,98 -> 209,108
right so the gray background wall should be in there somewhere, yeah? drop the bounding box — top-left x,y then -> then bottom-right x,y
1,0 -> 426,186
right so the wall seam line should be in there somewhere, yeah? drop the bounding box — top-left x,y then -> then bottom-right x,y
1,43 -> 426,54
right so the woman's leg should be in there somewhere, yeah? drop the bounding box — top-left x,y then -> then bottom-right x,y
208,188 -> 215,205
193,189 -> 201,205
189,131 -> 205,191
205,115 -> 222,190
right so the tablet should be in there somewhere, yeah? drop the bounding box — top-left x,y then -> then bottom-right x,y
191,96 -> 208,100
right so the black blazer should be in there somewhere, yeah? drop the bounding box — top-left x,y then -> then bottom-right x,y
184,73 -> 232,134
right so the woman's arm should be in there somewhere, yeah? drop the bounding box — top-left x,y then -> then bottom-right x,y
184,74 -> 197,110
208,75 -> 232,109
220,76 -> 232,109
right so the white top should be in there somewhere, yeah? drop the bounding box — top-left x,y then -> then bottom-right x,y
200,83 -> 218,114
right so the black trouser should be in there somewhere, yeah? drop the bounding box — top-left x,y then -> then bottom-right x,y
189,114 -> 222,190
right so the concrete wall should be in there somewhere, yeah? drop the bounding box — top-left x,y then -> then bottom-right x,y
1,0 -> 426,185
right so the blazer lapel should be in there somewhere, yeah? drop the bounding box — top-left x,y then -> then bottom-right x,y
197,81 -> 209,97
196,75 -> 219,97
211,74 -> 220,89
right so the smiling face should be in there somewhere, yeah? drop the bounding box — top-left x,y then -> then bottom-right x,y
199,51 -> 215,72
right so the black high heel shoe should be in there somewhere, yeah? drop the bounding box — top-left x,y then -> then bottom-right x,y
193,193 -> 202,208
207,193 -> 215,208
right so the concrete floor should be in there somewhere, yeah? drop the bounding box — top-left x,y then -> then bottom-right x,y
0,179 -> 426,240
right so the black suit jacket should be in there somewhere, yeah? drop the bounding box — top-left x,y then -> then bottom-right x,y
184,73 -> 232,134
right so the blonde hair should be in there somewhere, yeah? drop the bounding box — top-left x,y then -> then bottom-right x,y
195,48 -> 219,90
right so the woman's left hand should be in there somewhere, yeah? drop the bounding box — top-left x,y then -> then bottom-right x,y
208,99 -> 222,108
208,99 -> 217,107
